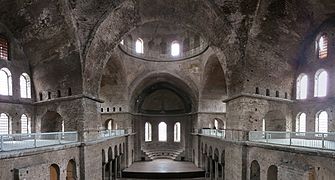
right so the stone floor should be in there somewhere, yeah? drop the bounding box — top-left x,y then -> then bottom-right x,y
123,159 -> 203,173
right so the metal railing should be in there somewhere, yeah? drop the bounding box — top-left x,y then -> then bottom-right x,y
100,129 -> 126,139
199,129 -> 249,141
249,131 -> 335,150
0,131 -> 78,152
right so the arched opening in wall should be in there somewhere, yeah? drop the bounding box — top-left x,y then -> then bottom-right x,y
174,122 -> 181,142
50,164 -> 60,180
0,67 -> 12,96
263,110 -> 286,131
145,122 -> 152,142
315,111 -> 328,133
105,119 -> 114,130
158,122 -> 167,142
20,73 -> 31,98
66,159 -> 77,180
220,150 -> 225,179
21,114 -> 31,134
296,74 -> 308,99
214,148 -> 219,179
0,113 -> 11,134
41,111 -> 64,132
267,165 -> 278,180
99,54 -> 127,113
250,160 -> 260,180
296,113 -> 306,134
314,69 -> 328,97
212,118 -> 225,129
202,55 -> 227,100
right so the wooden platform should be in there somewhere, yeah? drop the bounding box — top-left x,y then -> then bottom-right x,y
122,159 -> 205,179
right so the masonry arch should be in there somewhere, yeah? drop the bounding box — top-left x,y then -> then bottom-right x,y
66,159 -> 77,180
50,164 -> 60,180
267,165 -> 278,180
41,111 -> 64,132
250,160 -> 260,180
83,0 -> 232,97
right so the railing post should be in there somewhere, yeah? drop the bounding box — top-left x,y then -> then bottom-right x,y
289,132 -> 292,146
58,132 -> 61,144
215,129 -> 218,137
322,133 -> 325,149
34,133 -> 37,148
265,132 -> 268,143
0,135 -> 3,151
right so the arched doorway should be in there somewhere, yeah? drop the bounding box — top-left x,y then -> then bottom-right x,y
250,160 -> 260,180
50,164 -> 60,180
66,160 -> 77,180
267,165 -> 278,180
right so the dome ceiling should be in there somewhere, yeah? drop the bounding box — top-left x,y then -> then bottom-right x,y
119,21 -> 209,62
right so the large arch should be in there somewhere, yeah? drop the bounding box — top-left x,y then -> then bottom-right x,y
41,111 -> 63,133
82,0 -> 233,97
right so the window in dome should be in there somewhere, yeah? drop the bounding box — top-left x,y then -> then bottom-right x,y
318,35 -> 328,59
314,69 -> 327,97
0,68 -> 12,96
296,74 -> 308,99
171,41 -> 180,56
135,38 -> 144,54
0,36 -> 8,60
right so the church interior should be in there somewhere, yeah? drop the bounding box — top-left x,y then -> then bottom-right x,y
0,0 -> 335,179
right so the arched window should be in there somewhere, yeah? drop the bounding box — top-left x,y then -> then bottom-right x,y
0,68 -> 12,96
314,69 -> 328,97
0,113 -> 10,134
0,36 -> 8,60
107,120 -> 112,130
318,35 -> 328,59
21,114 -> 31,134
315,111 -> 328,133
145,122 -> 152,142
296,113 -> 306,133
174,122 -> 181,142
214,119 -> 218,129
135,38 -> 144,54
171,41 -> 180,56
20,73 -> 31,98
158,122 -> 167,142
296,74 -> 308,99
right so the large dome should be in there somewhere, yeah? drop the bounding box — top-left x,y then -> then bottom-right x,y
119,21 -> 208,61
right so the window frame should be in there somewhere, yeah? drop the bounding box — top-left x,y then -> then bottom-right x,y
0,67 -> 12,96
314,69 -> 328,97
20,73 -> 31,98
